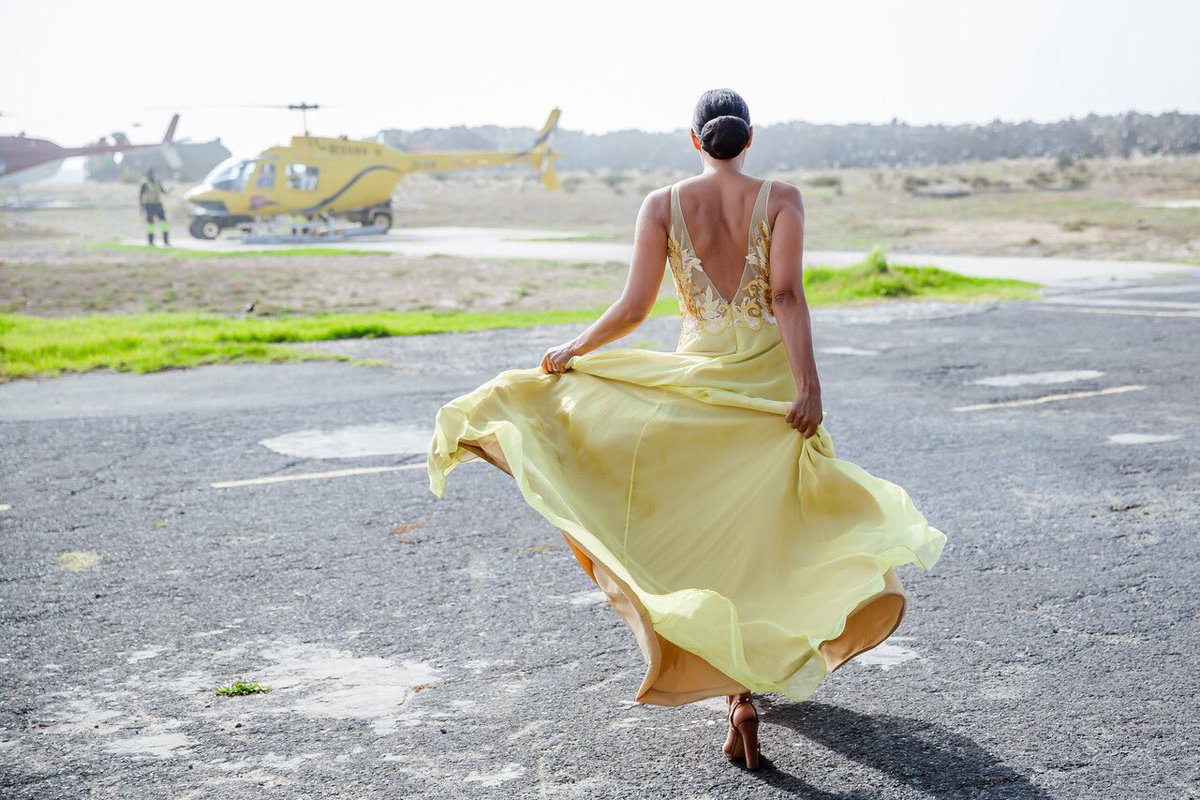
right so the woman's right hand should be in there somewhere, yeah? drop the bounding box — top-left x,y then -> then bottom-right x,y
785,386 -> 823,438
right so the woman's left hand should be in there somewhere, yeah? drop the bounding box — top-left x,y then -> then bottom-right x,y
539,341 -> 579,374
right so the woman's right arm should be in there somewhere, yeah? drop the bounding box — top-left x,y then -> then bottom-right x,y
768,183 -> 823,438
539,188 -> 669,372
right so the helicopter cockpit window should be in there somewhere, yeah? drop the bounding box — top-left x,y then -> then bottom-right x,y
208,159 -> 255,192
254,162 -> 277,190
286,164 -> 319,191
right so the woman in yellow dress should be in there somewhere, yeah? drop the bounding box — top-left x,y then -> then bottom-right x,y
427,89 -> 946,771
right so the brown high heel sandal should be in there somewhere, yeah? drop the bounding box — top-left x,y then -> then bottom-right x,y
721,692 -> 762,770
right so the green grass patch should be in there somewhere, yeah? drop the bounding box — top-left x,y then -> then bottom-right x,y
803,248 -> 1039,304
0,305 -> 652,380
212,680 -> 271,697
1,250 -> 1037,380
93,243 -> 377,258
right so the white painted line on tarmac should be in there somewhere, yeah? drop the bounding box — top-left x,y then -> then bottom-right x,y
0,504 -> 10,512
1080,284 -> 1200,297
212,463 -> 426,489
1047,297 -> 1200,311
953,384 -> 1145,412
973,370 -> 1104,387
1032,306 -> 1200,319
1108,433 -> 1181,445
821,346 -> 879,356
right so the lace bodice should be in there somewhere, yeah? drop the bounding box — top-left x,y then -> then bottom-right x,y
665,179 -> 775,349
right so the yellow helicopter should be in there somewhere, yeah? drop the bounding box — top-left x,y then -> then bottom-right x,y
184,107 -> 560,239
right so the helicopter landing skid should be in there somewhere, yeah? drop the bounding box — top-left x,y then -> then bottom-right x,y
239,223 -> 388,245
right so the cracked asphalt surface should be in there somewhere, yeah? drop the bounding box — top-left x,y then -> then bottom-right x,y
2,276 -> 1198,798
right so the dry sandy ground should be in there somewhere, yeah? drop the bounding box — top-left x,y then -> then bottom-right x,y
2,155 -> 1198,315
0,250 -> 637,316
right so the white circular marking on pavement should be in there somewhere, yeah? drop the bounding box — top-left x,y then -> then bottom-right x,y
973,370 -> 1104,387
1107,433 -> 1181,445
821,346 -> 880,356
260,423 -> 433,459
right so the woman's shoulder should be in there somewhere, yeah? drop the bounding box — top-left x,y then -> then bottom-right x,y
763,178 -> 803,226
763,177 -> 802,203
639,183 -> 677,226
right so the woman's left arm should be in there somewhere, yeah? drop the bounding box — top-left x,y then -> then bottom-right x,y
539,188 -> 670,374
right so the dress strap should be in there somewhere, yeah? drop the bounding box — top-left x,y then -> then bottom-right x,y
746,179 -> 773,253
669,182 -> 683,240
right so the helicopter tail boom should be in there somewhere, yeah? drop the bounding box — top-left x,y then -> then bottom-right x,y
519,107 -> 560,190
162,114 -> 179,145
160,114 -> 182,172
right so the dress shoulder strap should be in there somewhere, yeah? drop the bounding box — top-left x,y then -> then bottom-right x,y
746,179 -> 773,252
752,179 -> 772,230
668,182 -> 682,239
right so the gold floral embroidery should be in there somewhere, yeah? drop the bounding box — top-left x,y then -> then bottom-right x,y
666,219 -> 775,345
735,218 -> 775,327
667,230 -> 730,343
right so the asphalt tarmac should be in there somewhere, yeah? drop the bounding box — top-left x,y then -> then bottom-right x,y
2,276 -> 1198,798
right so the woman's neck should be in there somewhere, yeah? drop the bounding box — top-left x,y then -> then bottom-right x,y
700,154 -> 746,175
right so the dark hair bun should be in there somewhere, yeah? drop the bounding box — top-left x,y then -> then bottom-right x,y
699,114 -> 750,160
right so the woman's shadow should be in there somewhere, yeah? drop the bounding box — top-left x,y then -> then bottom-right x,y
739,701 -> 1052,798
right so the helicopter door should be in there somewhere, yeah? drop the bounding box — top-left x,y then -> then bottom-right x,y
253,162 -> 277,189
245,161 -> 278,215
285,163 -> 320,192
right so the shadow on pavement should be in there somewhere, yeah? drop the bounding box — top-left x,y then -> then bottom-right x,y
739,701 -> 1052,798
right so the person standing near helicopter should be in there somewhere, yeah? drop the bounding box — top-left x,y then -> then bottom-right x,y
139,168 -> 170,246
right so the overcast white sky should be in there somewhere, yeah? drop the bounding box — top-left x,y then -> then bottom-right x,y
3,0 -> 1198,155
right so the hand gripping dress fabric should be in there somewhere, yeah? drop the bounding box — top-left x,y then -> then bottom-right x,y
426,179 -> 947,706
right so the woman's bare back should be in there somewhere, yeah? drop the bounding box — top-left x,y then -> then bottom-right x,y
673,173 -> 772,303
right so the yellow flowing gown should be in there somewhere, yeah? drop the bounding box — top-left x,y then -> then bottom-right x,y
427,179 -> 946,706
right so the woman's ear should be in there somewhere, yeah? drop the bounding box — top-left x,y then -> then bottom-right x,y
690,130 -> 702,151
745,127 -> 753,150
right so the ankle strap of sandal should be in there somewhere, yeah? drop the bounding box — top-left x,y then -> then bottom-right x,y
728,694 -> 757,724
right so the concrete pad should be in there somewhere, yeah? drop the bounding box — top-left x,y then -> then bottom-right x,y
130,227 -> 1198,288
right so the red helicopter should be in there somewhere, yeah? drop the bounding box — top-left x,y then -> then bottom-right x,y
0,113 -> 180,189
